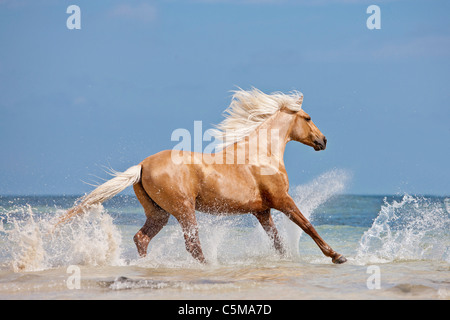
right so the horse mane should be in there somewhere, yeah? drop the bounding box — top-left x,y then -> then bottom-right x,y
210,87 -> 303,149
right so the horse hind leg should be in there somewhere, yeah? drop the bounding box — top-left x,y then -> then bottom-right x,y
133,181 -> 170,257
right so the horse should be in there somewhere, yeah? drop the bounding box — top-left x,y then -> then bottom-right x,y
57,88 -> 347,264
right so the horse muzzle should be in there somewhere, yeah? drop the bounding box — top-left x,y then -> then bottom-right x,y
313,136 -> 327,151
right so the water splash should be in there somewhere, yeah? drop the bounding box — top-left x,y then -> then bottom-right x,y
0,204 -> 123,272
0,205 -> 46,271
274,169 -> 350,257
357,195 -> 450,263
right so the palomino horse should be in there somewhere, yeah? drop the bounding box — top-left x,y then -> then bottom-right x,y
58,88 -> 347,264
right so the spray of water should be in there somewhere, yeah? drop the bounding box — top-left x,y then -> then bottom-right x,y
356,195 -> 450,263
0,204 -> 123,272
275,169 -> 350,257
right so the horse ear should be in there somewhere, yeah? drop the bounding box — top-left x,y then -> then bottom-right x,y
297,94 -> 303,106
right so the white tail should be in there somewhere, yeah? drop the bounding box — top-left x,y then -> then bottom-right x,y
56,165 -> 142,226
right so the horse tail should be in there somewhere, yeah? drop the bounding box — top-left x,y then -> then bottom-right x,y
55,164 -> 142,227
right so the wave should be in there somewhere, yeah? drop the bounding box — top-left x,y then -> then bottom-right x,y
356,195 -> 450,263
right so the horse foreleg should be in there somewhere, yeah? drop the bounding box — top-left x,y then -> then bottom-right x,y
253,210 -> 286,256
274,195 -> 347,264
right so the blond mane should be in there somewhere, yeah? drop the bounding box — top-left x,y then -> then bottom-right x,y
211,87 -> 303,149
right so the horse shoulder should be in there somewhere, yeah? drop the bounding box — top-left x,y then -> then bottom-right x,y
254,167 -> 290,206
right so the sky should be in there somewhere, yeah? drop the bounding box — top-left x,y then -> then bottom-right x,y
0,0 -> 449,196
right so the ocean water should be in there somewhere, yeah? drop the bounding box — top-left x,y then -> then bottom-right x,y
0,170 -> 449,300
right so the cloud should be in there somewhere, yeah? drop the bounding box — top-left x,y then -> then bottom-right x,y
108,3 -> 157,23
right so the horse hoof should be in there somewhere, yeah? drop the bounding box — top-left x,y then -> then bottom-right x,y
332,255 -> 347,264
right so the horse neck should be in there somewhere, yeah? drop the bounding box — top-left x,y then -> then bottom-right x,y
233,111 -> 294,165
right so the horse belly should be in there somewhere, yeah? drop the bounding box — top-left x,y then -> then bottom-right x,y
195,168 -> 265,214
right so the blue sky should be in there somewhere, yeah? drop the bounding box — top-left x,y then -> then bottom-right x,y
0,0 -> 449,195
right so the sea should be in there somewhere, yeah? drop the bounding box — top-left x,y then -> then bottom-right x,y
0,170 -> 449,300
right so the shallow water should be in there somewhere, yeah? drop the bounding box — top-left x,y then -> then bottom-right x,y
0,170 -> 449,300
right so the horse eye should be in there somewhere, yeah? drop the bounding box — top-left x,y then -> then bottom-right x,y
305,117 -> 311,121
